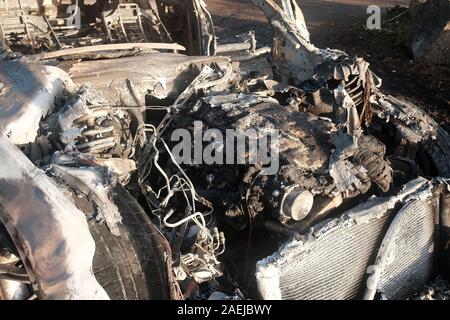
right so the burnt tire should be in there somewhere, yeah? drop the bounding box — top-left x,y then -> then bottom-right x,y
88,186 -> 170,300
375,95 -> 450,177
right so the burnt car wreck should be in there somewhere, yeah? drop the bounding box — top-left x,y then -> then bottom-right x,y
0,0 -> 450,300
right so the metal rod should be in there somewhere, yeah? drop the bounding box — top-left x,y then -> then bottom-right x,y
216,41 -> 252,53
43,15 -> 62,49
231,46 -> 271,62
81,126 -> 114,137
118,16 -> 129,43
28,42 -> 186,60
77,137 -> 115,150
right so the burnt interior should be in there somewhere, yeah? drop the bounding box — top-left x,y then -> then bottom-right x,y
0,0 -> 204,55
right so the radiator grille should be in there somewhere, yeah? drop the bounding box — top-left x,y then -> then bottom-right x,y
278,215 -> 390,300
256,180 -> 441,300
256,196 -> 397,300
376,199 -> 439,300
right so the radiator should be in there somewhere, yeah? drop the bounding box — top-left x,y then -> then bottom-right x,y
256,178 -> 440,300
365,198 -> 439,300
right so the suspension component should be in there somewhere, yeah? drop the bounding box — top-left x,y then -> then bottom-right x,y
74,108 -> 134,158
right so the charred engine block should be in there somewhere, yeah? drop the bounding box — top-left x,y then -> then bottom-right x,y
167,89 -> 394,233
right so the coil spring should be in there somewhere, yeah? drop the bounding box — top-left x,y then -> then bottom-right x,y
74,109 -> 117,154
345,75 -> 364,107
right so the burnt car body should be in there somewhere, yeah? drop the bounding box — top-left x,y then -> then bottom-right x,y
0,0 -> 449,300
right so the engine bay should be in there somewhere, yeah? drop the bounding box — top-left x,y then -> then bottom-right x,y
0,0 -> 449,300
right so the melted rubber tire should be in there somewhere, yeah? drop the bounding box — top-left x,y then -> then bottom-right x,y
376,95 -> 450,177
89,186 -> 170,300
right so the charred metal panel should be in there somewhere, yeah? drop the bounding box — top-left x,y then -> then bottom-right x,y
49,165 -> 122,236
67,53 -> 230,105
154,0 -> 216,55
0,60 -> 75,145
0,130 -> 109,300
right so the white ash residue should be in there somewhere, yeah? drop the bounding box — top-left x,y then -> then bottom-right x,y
415,276 -> 450,300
